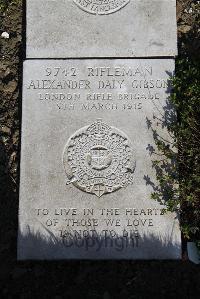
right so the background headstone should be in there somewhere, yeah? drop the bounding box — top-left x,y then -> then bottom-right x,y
26,0 -> 177,58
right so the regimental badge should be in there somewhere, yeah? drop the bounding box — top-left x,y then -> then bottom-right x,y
73,0 -> 130,15
63,119 -> 136,197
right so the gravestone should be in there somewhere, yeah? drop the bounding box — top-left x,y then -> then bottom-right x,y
18,0 -> 181,259
26,0 -> 177,58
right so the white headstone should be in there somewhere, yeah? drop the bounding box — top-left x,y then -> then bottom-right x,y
18,59 -> 181,259
26,0 -> 177,58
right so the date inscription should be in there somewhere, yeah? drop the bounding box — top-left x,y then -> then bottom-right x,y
26,65 -> 171,112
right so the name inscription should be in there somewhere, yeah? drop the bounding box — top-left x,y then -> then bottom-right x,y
26,65 -> 170,112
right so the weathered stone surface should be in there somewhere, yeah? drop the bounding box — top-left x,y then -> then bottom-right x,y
26,0 -> 177,58
18,59 -> 181,259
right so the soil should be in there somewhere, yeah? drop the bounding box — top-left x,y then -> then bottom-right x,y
0,0 -> 200,298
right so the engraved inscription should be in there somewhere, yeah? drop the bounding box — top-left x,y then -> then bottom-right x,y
26,64 -> 170,112
73,0 -> 130,15
26,63 -> 170,114
63,119 -> 136,197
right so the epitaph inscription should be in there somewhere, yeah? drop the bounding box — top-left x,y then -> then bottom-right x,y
63,119 -> 136,197
73,0 -> 130,15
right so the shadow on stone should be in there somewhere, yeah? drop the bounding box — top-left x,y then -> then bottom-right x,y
17,224 -> 181,260
144,71 -> 179,212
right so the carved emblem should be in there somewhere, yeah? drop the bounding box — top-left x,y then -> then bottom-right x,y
63,119 -> 136,197
73,0 -> 130,15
